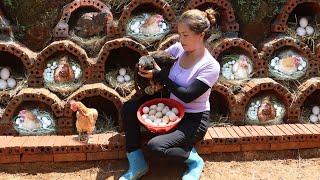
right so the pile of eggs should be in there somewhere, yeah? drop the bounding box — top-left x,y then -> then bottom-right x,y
296,17 -> 315,37
246,99 -> 283,121
221,55 -> 253,80
44,61 -> 81,83
129,14 -> 168,34
309,106 -> 320,123
141,103 -> 179,126
0,67 -> 17,90
116,68 -> 131,83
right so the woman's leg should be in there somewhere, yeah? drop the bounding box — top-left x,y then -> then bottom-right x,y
122,92 -> 162,152
146,111 -> 209,161
119,92 -> 162,180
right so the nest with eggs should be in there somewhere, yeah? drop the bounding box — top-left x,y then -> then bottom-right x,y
268,50 -> 308,80
245,96 -> 286,125
127,13 -> 171,44
44,57 -> 83,97
0,67 -> 27,104
105,67 -> 135,97
286,15 -> 320,53
13,109 -> 56,136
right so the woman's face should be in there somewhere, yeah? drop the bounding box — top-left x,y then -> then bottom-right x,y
178,22 -> 204,52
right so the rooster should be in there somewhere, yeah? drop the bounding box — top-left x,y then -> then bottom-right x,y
54,56 -> 75,83
18,110 -> 41,131
232,55 -> 252,80
140,14 -> 164,35
69,100 -> 98,141
257,96 -> 276,122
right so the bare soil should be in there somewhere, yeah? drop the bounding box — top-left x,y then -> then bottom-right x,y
1,149 -> 320,180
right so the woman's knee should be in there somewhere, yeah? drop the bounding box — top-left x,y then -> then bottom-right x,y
147,138 -> 165,155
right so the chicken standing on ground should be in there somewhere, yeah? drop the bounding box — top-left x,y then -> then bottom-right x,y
69,100 -> 98,141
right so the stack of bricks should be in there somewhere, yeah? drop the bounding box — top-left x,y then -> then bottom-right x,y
208,37 -> 266,77
0,124 -> 320,163
184,0 -> 239,33
260,36 -> 318,78
117,0 -> 176,37
271,0 -> 320,33
52,0 -> 115,39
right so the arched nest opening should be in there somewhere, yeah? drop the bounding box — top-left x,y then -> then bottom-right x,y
209,91 -> 230,126
300,89 -> 320,124
71,96 -> 119,134
12,101 -> 57,136
0,51 -> 28,104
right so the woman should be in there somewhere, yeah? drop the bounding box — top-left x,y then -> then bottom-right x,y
120,9 -> 220,180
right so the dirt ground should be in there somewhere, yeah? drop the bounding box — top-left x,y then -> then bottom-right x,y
1,149 -> 320,180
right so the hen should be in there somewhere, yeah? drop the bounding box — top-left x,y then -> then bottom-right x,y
140,14 -> 163,35
18,110 -> 41,131
257,96 -> 276,122
135,50 -> 177,95
70,100 -> 98,141
54,56 -> 75,83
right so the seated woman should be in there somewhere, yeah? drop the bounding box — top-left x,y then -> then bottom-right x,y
120,9 -> 220,180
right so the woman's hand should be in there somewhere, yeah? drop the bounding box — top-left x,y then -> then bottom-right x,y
138,61 -> 161,79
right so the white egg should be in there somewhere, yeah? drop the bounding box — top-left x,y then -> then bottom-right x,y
142,107 -> 150,114
150,105 -> 157,110
0,79 -> 7,90
309,114 -> 318,123
51,66 -> 55,70
53,62 -> 57,66
296,27 -> 306,37
0,68 -> 10,80
230,74 -> 235,80
299,17 -> 308,28
312,106 -> 320,115
72,66 -> 76,71
162,108 -> 169,115
142,114 -> 148,120
145,118 -> 153,124
166,111 -> 174,116
172,108 -> 179,115
270,61 -> 276,67
149,115 -> 156,121
155,112 -> 163,118
301,61 -> 307,67
134,28 -> 140,33
159,122 -> 167,126
297,66 -> 303,71
15,118 -> 20,124
124,75 -> 131,82
157,103 -> 165,107
306,26 -> 314,35
169,113 -> 177,122
156,106 -> 164,112
155,118 -> 162,125
116,75 -> 125,83
274,65 -> 279,70
251,102 -> 255,106
161,23 -> 167,30
47,64 -> 51,68
7,78 -> 16,88
119,68 -> 126,76
148,109 -> 156,116
162,116 -> 170,124
274,57 -> 280,61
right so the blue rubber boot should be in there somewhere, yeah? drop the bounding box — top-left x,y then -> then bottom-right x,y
182,148 -> 204,180
119,149 -> 149,180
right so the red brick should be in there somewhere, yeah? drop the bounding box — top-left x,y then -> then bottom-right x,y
0,136 -> 14,155
6,136 -> 28,155
251,126 -> 272,143
299,141 -> 320,149
241,143 -> 270,152
270,141 -> 300,150
83,134 -> 100,152
53,136 -> 69,154
282,124 -> 303,141
54,152 -> 86,162
210,144 -> 240,153
207,127 -> 223,145
232,126 -> 251,144
21,154 -> 53,163
264,126 -> 283,143
0,155 -> 20,164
